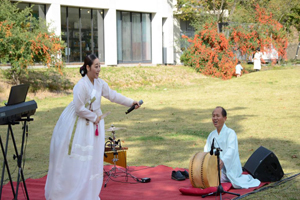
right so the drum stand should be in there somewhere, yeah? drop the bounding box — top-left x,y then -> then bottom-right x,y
104,129 -> 138,187
202,147 -> 240,199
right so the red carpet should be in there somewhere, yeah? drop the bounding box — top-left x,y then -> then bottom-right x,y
1,165 -> 267,200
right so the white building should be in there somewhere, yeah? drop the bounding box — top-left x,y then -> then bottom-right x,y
14,0 -> 188,66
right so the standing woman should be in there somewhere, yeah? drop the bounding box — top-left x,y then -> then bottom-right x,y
45,54 -> 140,200
253,47 -> 262,71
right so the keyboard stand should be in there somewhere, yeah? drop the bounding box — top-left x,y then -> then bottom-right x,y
0,117 -> 32,200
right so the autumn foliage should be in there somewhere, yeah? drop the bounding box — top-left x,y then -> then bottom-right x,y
228,5 -> 288,61
181,24 -> 236,79
0,0 -> 65,84
181,5 -> 288,79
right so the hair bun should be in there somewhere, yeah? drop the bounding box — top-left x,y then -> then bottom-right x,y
79,65 -> 87,77
80,66 -> 84,74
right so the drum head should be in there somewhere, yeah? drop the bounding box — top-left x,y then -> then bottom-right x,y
189,152 -> 218,188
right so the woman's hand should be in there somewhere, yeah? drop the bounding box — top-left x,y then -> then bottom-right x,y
219,159 -> 224,169
132,100 -> 141,110
94,116 -> 101,125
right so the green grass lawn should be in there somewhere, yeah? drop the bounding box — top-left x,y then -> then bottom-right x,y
0,64 -> 300,199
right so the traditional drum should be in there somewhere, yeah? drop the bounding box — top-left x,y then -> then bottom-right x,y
189,151 -> 218,188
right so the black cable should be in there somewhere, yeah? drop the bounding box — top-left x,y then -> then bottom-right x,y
232,173 -> 300,200
103,164 -> 153,185
18,121 -> 29,199
103,169 -> 140,185
3,165 -> 18,183
214,139 -> 221,149
3,121 -> 30,199
22,124 -> 28,170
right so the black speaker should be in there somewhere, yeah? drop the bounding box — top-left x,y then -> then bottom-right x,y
244,146 -> 284,182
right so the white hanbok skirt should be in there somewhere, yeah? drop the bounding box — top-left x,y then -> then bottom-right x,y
45,102 -> 105,200
254,60 -> 261,70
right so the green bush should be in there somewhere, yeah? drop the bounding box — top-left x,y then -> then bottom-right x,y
2,68 -> 74,92
0,0 -> 65,84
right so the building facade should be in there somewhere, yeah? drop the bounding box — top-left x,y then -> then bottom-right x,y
15,0 -> 182,66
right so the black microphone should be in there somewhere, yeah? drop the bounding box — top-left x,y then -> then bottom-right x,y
125,100 -> 143,114
210,138 -> 215,155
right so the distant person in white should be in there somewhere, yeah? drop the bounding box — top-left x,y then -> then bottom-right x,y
253,48 -> 262,71
235,61 -> 243,77
204,107 -> 260,189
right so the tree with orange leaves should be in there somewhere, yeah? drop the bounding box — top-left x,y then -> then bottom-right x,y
227,5 -> 288,64
180,4 -> 288,79
0,0 -> 65,84
181,22 -> 236,80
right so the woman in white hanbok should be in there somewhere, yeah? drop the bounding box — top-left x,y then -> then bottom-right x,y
45,54 -> 140,200
253,48 -> 262,71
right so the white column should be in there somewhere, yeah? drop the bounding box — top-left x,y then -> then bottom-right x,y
173,16 -> 181,64
46,3 -> 61,37
164,16 -> 174,64
104,8 -> 117,66
151,13 -> 162,65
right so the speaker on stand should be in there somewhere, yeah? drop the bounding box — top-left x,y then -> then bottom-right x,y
244,146 -> 284,182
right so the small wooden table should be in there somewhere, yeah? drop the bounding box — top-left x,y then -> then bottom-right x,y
104,147 -> 128,168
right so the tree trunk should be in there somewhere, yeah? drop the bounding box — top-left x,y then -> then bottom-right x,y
217,0 -> 225,22
229,0 -> 239,20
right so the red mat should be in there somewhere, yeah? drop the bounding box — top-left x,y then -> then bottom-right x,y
1,165 -> 267,200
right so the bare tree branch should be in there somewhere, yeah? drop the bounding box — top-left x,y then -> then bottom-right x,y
217,0 -> 225,22
229,0 -> 239,20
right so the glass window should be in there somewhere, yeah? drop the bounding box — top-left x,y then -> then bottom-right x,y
81,8 -> 92,61
122,12 -> 132,62
142,13 -> 151,61
68,8 -> 80,62
32,4 -> 45,20
117,12 -> 122,61
61,6 -> 68,62
180,19 -> 194,38
132,13 -> 142,61
94,10 -> 104,62
117,11 -> 152,63
16,3 -> 46,26
61,7 -> 104,63
16,3 -> 29,11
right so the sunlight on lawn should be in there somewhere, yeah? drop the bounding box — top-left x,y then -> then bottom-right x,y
0,65 -> 299,199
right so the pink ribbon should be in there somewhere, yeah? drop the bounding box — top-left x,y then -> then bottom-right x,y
95,124 -> 99,136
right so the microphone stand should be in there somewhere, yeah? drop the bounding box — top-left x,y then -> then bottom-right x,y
202,147 -> 240,199
104,125 -> 138,187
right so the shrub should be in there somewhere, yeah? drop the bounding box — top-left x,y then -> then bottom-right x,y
14,69 -> 74,92
181,4 -> 288,79
0,0 -> 65,84
181,23 -> 237,80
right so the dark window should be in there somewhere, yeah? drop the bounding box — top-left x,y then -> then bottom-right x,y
117,11 -> 152,63
180,19 -> 194,38
16,3 -> 46,23
61,7 -> 104,63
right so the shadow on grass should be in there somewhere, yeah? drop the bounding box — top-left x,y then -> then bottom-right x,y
84,104 -> 300,171
2,103 -> 298,181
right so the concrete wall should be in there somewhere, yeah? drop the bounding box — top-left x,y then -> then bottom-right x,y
286,43 -> 300,60
173,16 -> 182,65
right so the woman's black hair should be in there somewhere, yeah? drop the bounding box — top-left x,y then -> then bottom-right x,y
79,54 -> 98,77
